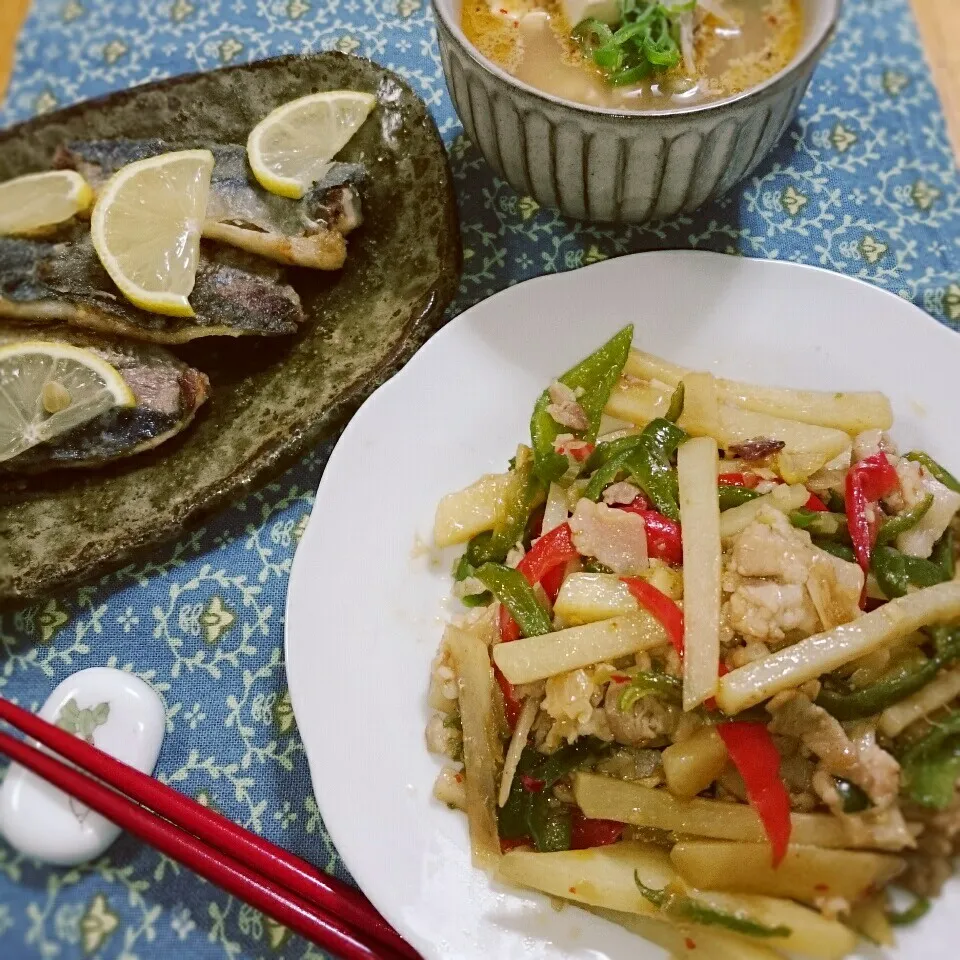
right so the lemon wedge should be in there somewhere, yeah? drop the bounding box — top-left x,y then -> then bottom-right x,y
0,340 -> 135,464
91,149 -> 214,317
0,170 -> 93,236
247,90 -> 377,199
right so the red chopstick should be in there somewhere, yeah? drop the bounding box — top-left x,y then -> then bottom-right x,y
0,697 -> 418,960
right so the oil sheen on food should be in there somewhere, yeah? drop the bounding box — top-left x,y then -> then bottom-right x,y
462,0 -> 802,110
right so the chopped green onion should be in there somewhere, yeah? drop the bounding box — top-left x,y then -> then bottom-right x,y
592,43 -> 625,69
571,18 -> 615,52
572,0 -> 688,87
609,63 -> 653,86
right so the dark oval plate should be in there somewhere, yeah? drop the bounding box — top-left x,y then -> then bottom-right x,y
0,53 -> 461,606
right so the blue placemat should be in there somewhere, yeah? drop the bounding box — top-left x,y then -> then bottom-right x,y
1,1 -> 958,957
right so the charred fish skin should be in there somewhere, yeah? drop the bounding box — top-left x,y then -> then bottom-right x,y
0,233 -> 304,344
53,138 -> 367,249
0,324 -> 210,473
303,163 -> 367,235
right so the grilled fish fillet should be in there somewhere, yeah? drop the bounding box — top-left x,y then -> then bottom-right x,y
0,324 -> 209,472
0,231 -> 304,344
54,140 -> 366,270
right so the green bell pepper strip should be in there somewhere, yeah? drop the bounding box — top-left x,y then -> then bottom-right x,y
876,494 -> 934,546
453,555 -> 493,606
498,749 -> 573,851
624,418 -> 688,521
584,435 -> 644,474
583,455 -> 631,502
834,778 -> 870,813
931,623 -> 960,660
870,546 -> 949,600
634,874 -> 791,938
499,742 -> 608,851
816,655 -> 942,721
813,539 -> 856,563
905,451 -> 960,494
453,554 -> 474,581
617,672 -> 683,711
790,509 -> 850,540
498,747 -> 540,839
530,325 -> 634,484
582,436 -> 645,499
584,418 -> 687,511
888,896 -> 931,926
465,451 -> 545,566
826,489 -> 846,513
582,559 -> 615,574
818,625 -> 960,721
474,563 -> 553,637
664,382 -> 685,423
460,591 -> 493,608
933,527 -> 956,580
898,709 -> 960,809
718,485 -> 761,511
532,736 -> 610,788
904,749 -> 960,810
526,791 -> 572,852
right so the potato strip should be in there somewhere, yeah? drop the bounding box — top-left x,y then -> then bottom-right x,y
716,582 -> 960,714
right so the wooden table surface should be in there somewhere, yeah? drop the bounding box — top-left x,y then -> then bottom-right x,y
0,0 -> 958,156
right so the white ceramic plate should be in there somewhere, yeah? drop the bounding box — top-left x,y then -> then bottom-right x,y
285,252 -> 960,960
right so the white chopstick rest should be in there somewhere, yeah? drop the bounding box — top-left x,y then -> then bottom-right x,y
0,667 -> 165,865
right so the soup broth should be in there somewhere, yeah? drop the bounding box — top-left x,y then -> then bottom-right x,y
462,0 -> 803,110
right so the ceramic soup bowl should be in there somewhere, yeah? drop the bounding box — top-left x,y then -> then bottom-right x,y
433,0 -> 840,222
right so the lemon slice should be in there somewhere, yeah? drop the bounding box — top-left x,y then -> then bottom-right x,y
247,90 -> 377,199
91,149 -> 214,317
0,170 -> 93,236
0,340 -> 135,464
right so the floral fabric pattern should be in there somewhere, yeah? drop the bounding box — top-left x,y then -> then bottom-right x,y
0,0 -> 958,956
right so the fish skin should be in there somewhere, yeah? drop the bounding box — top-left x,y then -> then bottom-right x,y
54,139 -> 366,270
0,324 -> 209,472
0,231 -> 304,344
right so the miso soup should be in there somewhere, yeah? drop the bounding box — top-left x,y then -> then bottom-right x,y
462,0 -> 803,110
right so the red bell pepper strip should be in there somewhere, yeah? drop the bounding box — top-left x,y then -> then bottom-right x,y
499,836 -> 530,853
570,809 -> 624,849
615,498 -> 683,565
854,452 -> 900,502
716,722 -> 792,867
718,472 -> 760,489
539,562 -> 568,602
498,522 -> 579,643
640,512 -> 683,565
804,492 -> 829,512
495,664 -> 523,729
557,440 -> 595,463
620,577 -> 685,655
518,522 -> 579,588
846,453 -> 899,580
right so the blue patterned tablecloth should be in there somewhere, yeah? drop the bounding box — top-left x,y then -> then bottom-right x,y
0,0 -> 958,957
